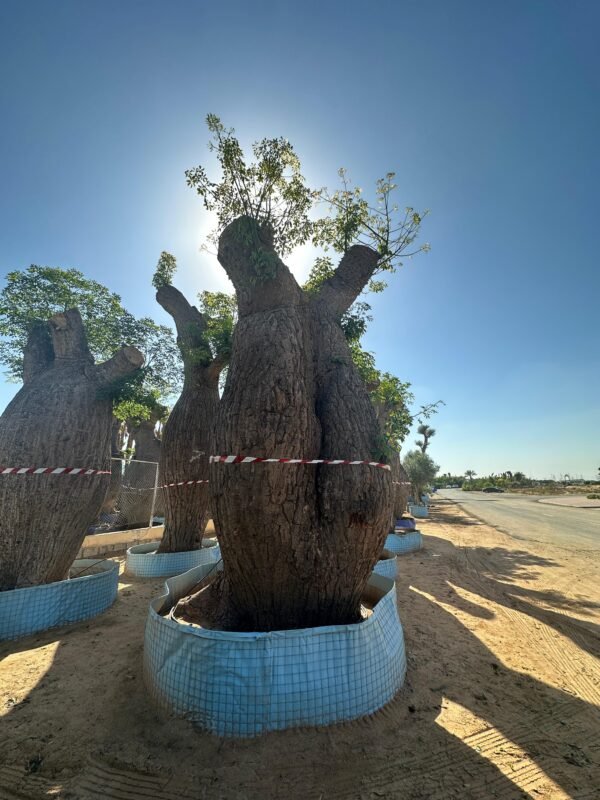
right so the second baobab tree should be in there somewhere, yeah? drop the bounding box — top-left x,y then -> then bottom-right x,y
153,253 -> 234,553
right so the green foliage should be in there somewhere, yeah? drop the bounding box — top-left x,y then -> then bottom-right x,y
312,168 -> 430,275
432,474 -> 465,489
152,251 -> 178,289
198,290 -> 237,364
186,114 -> 316,258
0,266 -> 129,380
460,473 -> 534,491
403,450 -> 440,498
587,494 -> 600,500
0,265 -> 182,415
186,116 -> 429,285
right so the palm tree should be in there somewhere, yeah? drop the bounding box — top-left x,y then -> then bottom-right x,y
415,423 -> 436,453
465,470 -> 476,482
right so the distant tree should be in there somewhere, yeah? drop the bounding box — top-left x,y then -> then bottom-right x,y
415,423 -> 436,453
403,450 -> 439,503
0,265 -> 182,417
465,469 -> 477,482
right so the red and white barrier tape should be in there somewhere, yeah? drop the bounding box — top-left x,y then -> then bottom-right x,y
161,479 -> 209,488
210,455 -> 391,471
0,466 -> 111,476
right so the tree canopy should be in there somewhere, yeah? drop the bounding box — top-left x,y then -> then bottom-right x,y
403,449 -> 440,498
187,114 -> 430,276
0,265 -> 182,420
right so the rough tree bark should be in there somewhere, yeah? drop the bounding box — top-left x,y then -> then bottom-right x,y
155,285 -> 222,553
0,309 -> 143,590
129,413 -> 162,463
175,218 -> 392,631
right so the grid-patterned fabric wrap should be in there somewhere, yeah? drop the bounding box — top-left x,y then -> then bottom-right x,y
126,538 -> 220,578
144,567 -> 406,736
409,504 -> 429,518
373,554 -> 398,581
0,559 -> 119,641
385,531 -> 423,554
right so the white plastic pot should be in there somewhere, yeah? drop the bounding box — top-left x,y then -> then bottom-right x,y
126,538 -> 220,578
144,564 -> 406,736
0,559 -> 119,641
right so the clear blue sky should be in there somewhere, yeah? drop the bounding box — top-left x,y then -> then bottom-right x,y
1,0 -> 598,479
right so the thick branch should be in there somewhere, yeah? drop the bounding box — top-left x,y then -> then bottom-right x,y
95,346 -> 144,386
23,322 -> 54,383
312,245 -> 379,318
217,216 -> 302,316
48,308 -> 94,363
156,284 -> 207,343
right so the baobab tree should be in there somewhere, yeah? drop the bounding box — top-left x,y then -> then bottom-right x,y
174,115 -> 429,631
153,253 -> 234,553
0,309 -> 143,590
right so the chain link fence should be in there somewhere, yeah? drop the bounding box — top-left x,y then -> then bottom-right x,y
89,458 -> 163,533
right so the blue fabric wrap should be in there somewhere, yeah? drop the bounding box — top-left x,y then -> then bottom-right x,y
385,531 -> 423,554
126,539 -> 221,578
373,555 -> 398,581
0,559 -> 119,641
409,504 -> 429,518
143,565 -> 406,736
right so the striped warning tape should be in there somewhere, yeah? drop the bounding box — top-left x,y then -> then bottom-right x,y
210,455 -> 391,471
162,479 -> 209,488
0,466 -> 111,476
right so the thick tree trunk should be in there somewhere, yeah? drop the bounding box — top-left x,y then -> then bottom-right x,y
175,218 -> 392,631
157,379 -> 219,551
154,284 -> 223,554
130,418 -> 162,463
122,411 -> 164,526
391,454 -> 410,518
0,310 -> 143,590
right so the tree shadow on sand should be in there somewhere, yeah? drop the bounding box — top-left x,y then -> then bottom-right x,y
1,540 -> 600,799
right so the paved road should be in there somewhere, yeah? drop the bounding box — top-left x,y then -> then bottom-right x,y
436,489 -> 600,551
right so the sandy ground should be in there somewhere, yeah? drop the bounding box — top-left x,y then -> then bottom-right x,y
1,498 -> 599,799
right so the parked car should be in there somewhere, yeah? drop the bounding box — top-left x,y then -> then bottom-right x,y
483,486 -> 505,493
